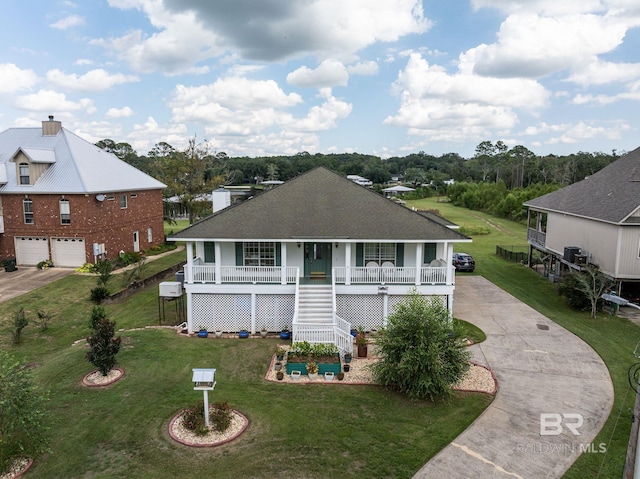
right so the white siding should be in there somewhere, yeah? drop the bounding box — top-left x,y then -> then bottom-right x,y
617,226 -> 640,277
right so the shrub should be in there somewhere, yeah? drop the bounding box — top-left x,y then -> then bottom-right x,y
35,309 -> 53,332
11,308 -> 29,344
372,291 -> 471,401
94,259 -> 114,287
0,351 -> 50,474
90,286 -> 110,304
210,401 -> 233,433
89,305 -> 108,330
86,318 -> 121,376
182,402 -> 208,436
36,259 -> 54,270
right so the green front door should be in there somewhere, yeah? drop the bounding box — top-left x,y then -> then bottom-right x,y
304,242 -> 332,279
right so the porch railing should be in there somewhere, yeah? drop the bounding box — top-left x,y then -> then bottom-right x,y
188,260 -> 298,284
333,266 -> 447,285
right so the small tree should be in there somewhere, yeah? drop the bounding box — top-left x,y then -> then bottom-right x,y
372,292 -> 471,401
0,351 -> 50,474
86,317 -> 121,376
11,308 -> 29,344
571,265 -> 615,319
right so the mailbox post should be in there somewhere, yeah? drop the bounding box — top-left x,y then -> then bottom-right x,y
192,368 -> 216,427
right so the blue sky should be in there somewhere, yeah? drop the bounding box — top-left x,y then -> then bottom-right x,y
1,0 -> 639,159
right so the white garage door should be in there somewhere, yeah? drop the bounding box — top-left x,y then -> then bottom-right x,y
15,237 -> 49,266
51,237 -> 86,267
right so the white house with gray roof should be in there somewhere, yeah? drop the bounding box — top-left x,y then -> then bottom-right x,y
525,147 -> 640,299
170,167 -> 471,353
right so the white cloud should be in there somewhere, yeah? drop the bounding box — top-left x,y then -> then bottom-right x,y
567,59 -> 640,86
14,90 -> 96,114
287,60 -> 349,88
46,69 -> 139,92
105,106 -> 135,118
290,88 -> 352,131
546,121 -> 630,144
50,14 -> 85,30
0,64 -> 38,93
74,59 -> 93,66
347,61 -> 379,76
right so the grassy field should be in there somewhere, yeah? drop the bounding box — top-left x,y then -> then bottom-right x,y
0,225 -> 491,478
407,197 -> 639,478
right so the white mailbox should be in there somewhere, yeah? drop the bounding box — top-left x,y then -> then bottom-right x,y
159,281 -> 182,297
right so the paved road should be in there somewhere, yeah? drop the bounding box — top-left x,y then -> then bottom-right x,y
414,276 -> 614,479
0,266 -> 75,303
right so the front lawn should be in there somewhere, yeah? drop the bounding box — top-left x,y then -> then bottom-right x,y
0,248 -> 491,479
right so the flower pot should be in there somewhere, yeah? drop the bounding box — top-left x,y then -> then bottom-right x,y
357,344 -> 368,358
344,354 -> 352,363
260,330 -> 268,338
290,370 -> 301,380
308,373 -> 319,381
350,329 -> 358,337
343,364 -> 350,372
274,362 -> 283,371
280,330 -> 291,340
198,330 -> 208,338
337,372 -> 345,381
238,330 -> 250,339
324,372 -> 335,381
215,330 -> 223,338
277,371 -> 284,380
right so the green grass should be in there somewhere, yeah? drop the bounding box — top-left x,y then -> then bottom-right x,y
164,219 -> 190,237
408,197 -> 638,478
454,318 -> 486,344
0,244 -> 491,479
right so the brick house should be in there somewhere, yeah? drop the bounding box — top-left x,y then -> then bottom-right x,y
0,116 -> 166,267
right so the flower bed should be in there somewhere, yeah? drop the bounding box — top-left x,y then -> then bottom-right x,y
284,342 -> 341,375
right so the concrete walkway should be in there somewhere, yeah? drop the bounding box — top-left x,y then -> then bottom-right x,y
414,276 -> 614,479
0,266 -> 74,303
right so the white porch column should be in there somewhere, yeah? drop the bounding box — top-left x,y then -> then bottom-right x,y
415,242 -> 423,285
382,293 -> 389,327
445,242 -> 454,285
281,242 -> 287,284
186,290 -> 194,332
186,242 -> 194,283
215,242 -> 222,284
251,293 -> 257,334
345,243 -> 352,285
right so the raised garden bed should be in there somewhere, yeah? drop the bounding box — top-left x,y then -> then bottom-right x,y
284,342 -> 342,375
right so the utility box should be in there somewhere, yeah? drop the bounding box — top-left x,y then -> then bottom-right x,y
159,281 -> 182,297
564,246 -> 581,263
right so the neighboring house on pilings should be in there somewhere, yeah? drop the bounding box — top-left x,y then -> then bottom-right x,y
524,147 -> 640,301
169,167 -> 471,354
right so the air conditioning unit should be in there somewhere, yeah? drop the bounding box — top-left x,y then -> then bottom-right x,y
563,246 -> 581,263
159,281 -> 182,297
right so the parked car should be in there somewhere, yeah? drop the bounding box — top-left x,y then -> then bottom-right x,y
453,253 -> 475,272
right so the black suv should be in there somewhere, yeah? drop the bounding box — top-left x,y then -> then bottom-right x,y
453,253 -> 475,272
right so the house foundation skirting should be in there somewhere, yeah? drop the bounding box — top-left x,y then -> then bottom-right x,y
187,291 -> 450,334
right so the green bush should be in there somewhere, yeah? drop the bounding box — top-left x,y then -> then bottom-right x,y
89,305 -> 108,330
181,401 -> 233,435
86,318 -> 121,376
210,401 -> 233,433
372,291 -> 471,401
11,308 -> 29,344
181,402 -> 209,436
90,286 -> 110,304
0,351 -> 50,474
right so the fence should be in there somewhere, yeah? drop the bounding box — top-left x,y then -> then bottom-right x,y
496,245 -> 529,264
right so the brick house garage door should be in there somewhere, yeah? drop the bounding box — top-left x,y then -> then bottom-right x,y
51,237 -> 86,267
14,237 -> 49,266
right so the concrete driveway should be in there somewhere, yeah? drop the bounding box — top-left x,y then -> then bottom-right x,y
0,265 -> 75,303
414,276 -> 614,479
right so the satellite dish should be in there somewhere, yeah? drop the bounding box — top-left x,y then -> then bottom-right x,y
95,194 -> 105,202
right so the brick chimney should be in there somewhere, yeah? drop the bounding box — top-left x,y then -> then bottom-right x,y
42,115 -> 62,136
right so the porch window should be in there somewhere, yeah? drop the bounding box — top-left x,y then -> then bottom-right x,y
59,199 -> 70,224
204,242 -> 215,263
23,198 -> 34,224
243,242 -> 275,266
423,243 -> 437,263
364,243 -> 396,266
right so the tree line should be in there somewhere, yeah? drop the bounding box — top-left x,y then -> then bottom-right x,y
96,138 -> 619,222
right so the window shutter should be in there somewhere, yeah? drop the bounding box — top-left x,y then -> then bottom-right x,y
204,242 -> 215,263
356,243 -> 364,267
235,242 -> 243,266
395,243 -> 404,267
423,243 -> 437,264
275,242 -> 282,266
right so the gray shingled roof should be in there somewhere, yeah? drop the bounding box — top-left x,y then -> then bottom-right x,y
171,167 -> 471,242
524,146 -> 640,224
0,126 -> 165,193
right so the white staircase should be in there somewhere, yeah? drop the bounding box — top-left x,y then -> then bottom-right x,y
292,284 -> 352,355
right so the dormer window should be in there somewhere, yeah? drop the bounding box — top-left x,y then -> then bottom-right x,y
19,163 -> 30,185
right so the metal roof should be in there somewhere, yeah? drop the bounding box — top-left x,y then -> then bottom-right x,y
171,167 -> 471,242
0,126 -> 165,194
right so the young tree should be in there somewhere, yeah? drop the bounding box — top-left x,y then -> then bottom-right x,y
86,317 -> 122,376
372,292 -> 471,400
571,265 -> 615,319
0,351 -> 50,474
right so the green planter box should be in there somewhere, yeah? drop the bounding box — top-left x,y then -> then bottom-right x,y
285,362 -> 307,375
285,353 -> 341,375
318,363 -> 341,374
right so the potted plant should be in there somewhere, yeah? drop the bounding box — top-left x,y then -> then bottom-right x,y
260,326 -> 268,338
356,326 -> 368,357
197,327 -> 208,338
274,361 -> 283,371
344,352 -> 352,363
275,346 -> 286,361
343,364 -> 350,372
215,329 -> 223,338
324,371 -> 335,381
280,328 -> 291,340
238,329 -> 250,338
276,370 -> 284,380
337,371 -> 345,381
307,360 -> 319,380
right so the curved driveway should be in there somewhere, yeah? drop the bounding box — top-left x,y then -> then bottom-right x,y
415,276 -> 614,479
